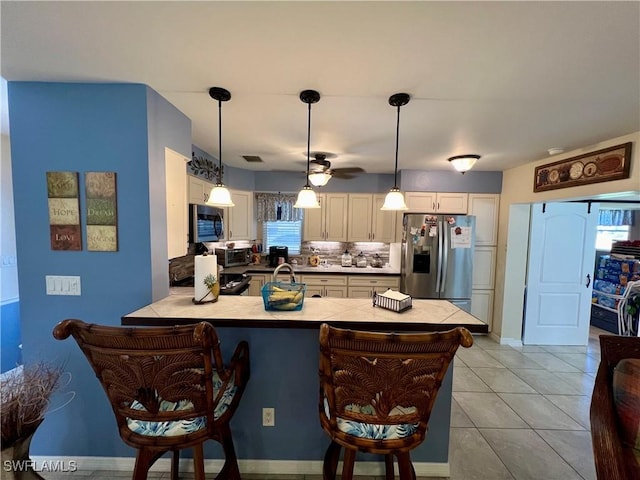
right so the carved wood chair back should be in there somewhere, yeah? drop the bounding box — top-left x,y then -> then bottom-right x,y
53,319 -> 249,480
318,323 -> 473,480
590,335 -> 640,480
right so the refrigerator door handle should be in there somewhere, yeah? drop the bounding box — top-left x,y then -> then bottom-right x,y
435,220 -> 443,293
441,220 -> 449,293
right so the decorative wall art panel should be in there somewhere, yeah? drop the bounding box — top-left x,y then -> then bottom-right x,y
534,142 -> 632,192
47,171 -> 82,251
85,172 -> 118,251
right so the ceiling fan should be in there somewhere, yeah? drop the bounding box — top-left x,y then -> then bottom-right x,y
306,153 -> 365,186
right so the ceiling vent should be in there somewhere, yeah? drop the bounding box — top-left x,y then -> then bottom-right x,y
242,155 -> 263,163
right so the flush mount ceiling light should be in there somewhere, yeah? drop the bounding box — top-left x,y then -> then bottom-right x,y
381,93 -> 410,211
206,87 -> 234,207
448,154 -> 481,174
294,89 -> 321,209
547,147 -> 565,156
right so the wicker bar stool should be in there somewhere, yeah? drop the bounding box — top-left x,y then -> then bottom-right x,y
53,320 -> 250,480
318,323 -> 473,480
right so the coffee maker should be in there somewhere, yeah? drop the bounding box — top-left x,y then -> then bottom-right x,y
268,246 -> 289,267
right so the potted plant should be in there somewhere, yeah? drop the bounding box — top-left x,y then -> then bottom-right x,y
1,362 -> 65,480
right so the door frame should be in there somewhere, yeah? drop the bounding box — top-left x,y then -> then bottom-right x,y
500,201 -> 599,346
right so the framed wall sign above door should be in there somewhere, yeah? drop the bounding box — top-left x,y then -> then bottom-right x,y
533,142 -> 632,192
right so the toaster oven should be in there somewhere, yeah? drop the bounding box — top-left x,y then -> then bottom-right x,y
215,247 -> 250,267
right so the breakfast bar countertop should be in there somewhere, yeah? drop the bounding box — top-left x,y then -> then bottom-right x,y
121,293 -> 488,333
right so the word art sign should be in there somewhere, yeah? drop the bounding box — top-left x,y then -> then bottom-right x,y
47,171 -> 82,251
85,172 -> 118,252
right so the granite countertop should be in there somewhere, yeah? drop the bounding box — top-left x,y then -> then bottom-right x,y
122,294 -> 487,333
223,264 -> 400,276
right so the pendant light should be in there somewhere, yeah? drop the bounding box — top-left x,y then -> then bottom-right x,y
294,89 -> 321,209
381,93 -> 410,211
448,154 -> 480,174
206,87 -> 234,207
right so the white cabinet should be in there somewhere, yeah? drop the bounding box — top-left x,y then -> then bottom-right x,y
347,275 -> 400,298
188,175 -> 215,205
303,193 -> 348,241
472,246 -> 496,290
299,274 -> 348,298
347,194 -> 396,243
165,149 -> 189,259
468,194 -> 500,246
405,192 -> 468,213
471,290 -> 493,324
248,273 -> 268,296
226,190 -> 253,241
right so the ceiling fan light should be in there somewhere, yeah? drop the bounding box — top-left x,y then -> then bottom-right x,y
448,154 -> 480,173
381,187 -> 408,211
207,183 -> 235,207
308,172 -> 332,187
294,185 -> 320,209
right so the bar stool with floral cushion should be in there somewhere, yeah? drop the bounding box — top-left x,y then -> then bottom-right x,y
53,320 -> 249,480
318,323 -> 473,480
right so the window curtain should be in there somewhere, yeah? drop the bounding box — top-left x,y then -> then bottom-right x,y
255,193 -> 303,222
598,209 -> 635,226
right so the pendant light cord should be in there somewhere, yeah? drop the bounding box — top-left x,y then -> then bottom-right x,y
217,99 -> 223,185
305,102 -> 311,187
393,104 -> 400,189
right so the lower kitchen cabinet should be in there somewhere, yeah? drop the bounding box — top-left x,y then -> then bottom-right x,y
298,274 -> 348,298
471,289 -> 494,325
248,273 -> 269,296
347,275 -> 400,298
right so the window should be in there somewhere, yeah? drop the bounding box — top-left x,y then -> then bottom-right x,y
596,225 -> 630,251
263,220 -> 302,254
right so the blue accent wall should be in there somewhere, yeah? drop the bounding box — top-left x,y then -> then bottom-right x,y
8,82 -> 191,457
401,169 -> 502,193
1,301 -> 22,372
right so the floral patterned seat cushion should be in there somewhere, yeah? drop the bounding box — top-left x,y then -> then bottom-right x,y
126,371 -> 236,437
324,397 -> 419,440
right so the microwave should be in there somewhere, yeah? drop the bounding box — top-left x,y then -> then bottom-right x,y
215,248 -> 250,267
189,204 -> 224,243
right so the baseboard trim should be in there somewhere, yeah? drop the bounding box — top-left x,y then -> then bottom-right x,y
31,456 -> 450,477
497,335 -> 523,347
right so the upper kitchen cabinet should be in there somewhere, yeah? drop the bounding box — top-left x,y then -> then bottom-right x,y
405,192 -> 468,214
188,175 -> 215,205
303,193 -> 348,242
468,194 -> 500,246
347,194 -> 397,243
226,190 -> 254,241
166,149 -> 189,259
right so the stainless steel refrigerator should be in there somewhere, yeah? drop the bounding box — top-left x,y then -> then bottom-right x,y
401,214 -> 475,312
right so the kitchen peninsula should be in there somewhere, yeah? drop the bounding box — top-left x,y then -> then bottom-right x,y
121,294 -> 485,476
122,293 -> 488,332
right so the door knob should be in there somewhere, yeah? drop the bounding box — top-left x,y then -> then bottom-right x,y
585,274 -> 591,288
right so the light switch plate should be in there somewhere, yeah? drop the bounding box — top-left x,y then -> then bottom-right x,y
46,275 -> 81,296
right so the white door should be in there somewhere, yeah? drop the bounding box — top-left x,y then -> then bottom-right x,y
523,202 -> 599,345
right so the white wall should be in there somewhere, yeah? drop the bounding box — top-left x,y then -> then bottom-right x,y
494,131 -> 640,341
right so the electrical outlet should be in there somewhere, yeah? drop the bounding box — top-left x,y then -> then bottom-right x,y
262,407 -> 275,427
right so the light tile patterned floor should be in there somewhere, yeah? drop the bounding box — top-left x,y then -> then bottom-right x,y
41,327 -> 606,480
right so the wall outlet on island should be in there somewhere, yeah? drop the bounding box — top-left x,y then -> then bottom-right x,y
262,407 -> 275,427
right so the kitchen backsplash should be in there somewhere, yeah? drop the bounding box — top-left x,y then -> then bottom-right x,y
296,241 -> 392,267
183,241 -> 396,268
